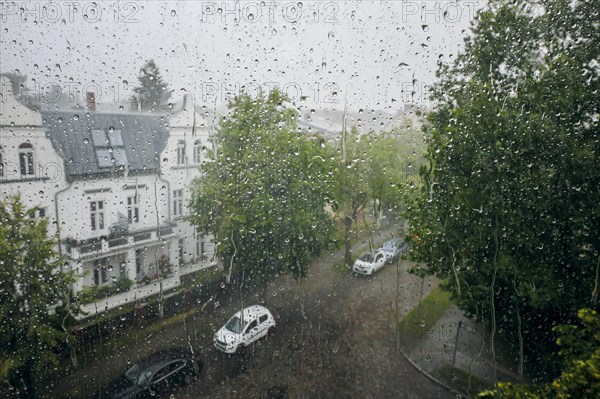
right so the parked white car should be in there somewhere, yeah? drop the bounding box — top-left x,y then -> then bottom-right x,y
214,305 -> 276,354
352,250 -> 387,275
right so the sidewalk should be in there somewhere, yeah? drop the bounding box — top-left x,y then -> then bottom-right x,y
405,304 -> 523,397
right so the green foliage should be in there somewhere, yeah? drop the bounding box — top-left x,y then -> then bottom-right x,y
332,126 -> 370,266
479,309 -> 600,398
131,59 -> 172,112
77,276 -> 133,305
0,195 -> 79,398
356,122 -> 424,219
189,89 -> 335,283
332,120 -> 423,266
407,0 -> 600,379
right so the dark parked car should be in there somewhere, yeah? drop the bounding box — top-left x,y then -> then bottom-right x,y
380,238 -> 409,263
97,347 -> 203,398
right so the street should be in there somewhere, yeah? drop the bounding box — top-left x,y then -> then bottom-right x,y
49,230 -> 452,399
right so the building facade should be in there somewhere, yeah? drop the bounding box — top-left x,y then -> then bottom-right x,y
0,75 -> 214,316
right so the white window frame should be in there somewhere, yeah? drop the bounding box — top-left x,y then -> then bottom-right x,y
176,140 -> 186,165
93,258 -> 108,286
193,140 -> 202,164
173,189 -> 184,217
90,200 -> 105,231
19,143 -> 34,176
197,235 -> 208,261
127,194 -> 140,224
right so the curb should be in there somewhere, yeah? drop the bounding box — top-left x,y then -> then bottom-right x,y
398,348 -> 469,398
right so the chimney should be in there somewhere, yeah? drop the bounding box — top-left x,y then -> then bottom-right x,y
86,92 -> 96,111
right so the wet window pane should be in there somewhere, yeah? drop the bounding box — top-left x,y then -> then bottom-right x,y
1,1 -> 595,398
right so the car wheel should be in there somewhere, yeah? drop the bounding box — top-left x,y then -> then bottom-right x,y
268,326 -> 275,336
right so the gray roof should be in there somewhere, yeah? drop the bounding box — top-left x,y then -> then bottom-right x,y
42,111 -> 169,182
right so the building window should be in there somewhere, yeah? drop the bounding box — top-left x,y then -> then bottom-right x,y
135,249 -> 143,275
0,146 -> 4,178
197,236 -> 207,261
92,129 -> 127,168
93,258 -> 108,286
173,189 -> 183,217
193,140 -> 202,164
19,143 -> 34,176
90,200 -> 105,231
127,194 -> 139,224
177,140 -> 186,165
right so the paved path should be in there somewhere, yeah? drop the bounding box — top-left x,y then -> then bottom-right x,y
407,305 -> 523,397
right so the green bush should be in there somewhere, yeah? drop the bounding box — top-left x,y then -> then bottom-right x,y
78,277 -> 133,304
114,276 -> 133,292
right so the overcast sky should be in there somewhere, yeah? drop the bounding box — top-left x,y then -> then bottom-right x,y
1,1 -> 485,112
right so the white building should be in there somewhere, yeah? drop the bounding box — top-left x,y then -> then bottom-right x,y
0,75 -> 214,316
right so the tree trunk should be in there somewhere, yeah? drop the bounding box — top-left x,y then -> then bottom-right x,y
22,356 -> 37,398
344,215 -> 353,268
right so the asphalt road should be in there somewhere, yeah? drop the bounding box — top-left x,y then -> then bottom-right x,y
49,228 -> 453,399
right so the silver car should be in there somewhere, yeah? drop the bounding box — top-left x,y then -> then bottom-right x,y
380,238 -> 409,263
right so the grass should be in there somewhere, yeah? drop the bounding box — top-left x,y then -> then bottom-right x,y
433,365 -> 492,395
332,259 -> 353,274
398,285 -> 452,351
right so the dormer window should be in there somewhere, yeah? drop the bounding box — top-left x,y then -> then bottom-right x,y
19,143 -> 34,176
92,129 -> 127,168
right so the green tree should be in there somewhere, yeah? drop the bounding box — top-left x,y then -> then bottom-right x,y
189,90 -> 335,286
407,0 -> 600,379
332,126 -> 369,268
333,120 -> 424,267
358,121 -> 424,224
0,196 -> 79,398
131,59 -> 172,112
480,308 -> 600,398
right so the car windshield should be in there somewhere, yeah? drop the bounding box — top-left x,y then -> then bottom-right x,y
225,315 -> 243,334
124,364 -> 152,387
383,240 -> 400,250
359,253 -> 375,263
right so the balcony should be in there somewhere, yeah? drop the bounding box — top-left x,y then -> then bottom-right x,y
64,224 -> 176,260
